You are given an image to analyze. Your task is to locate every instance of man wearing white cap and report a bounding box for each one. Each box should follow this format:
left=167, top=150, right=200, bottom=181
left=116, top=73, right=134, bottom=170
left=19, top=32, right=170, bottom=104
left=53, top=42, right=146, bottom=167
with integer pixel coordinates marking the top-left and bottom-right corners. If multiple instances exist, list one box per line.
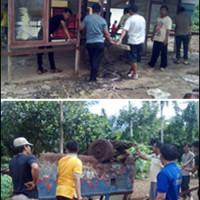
left=9, top=137, right=39, bottom=200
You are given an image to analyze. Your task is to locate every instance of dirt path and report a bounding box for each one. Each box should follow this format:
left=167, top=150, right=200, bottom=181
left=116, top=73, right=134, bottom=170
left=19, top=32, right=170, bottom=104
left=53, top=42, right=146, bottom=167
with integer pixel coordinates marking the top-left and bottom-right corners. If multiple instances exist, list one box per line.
left=1, top=36, right=199, bottom=99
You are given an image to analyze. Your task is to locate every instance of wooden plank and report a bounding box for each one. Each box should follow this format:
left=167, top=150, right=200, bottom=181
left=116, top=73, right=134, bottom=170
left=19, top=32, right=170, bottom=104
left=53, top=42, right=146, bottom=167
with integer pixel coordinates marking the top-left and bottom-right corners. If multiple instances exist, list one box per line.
left=1, top=46, right=83, bottom=57
left=8, top=0, right=12, bottom=83
left=179, top=186, right=199, bottom=196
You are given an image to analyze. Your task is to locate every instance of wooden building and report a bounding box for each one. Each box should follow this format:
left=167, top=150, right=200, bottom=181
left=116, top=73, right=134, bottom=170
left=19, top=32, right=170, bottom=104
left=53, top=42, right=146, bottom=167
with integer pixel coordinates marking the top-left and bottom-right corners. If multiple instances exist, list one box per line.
left=2, top=0, right=197, bottom=82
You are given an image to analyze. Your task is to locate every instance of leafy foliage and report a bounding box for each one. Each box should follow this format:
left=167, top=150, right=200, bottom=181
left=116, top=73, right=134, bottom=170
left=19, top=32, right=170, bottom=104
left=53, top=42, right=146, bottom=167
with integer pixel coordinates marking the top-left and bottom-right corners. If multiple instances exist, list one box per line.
left=1, top=101, right=199, bottom=179
left=1, top=174, right=13, bottom=200
left=128, top=144, right=152, bottom=179
left=193, top=3, right=199, bottom=31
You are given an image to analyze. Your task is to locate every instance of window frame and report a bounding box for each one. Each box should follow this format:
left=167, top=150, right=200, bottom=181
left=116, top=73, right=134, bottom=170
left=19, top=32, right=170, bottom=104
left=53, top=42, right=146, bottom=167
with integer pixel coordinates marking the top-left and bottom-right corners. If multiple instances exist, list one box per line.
left=9, top=0, right=81, bottom=49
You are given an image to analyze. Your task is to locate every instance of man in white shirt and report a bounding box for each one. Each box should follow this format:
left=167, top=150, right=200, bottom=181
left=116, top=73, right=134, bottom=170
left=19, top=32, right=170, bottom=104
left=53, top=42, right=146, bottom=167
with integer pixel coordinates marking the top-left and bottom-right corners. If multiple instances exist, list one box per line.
left=116, top=5, right=146, bottom=80
left=148, top=5, right=172, bottom=71
left=134, top=142, right=163, bottom=200
left=181, top=143, right=194, bottom=200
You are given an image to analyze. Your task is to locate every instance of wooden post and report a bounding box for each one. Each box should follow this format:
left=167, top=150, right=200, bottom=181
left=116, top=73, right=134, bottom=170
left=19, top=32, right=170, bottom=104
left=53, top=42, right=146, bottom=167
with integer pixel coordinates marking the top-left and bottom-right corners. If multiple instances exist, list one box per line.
left=59, top=101, right=64, bottom=154
left=8, top=0, right=12, bottom=83
left=144, top=0, right=152, bottom=55
left=100, top=0, right=104, bottom=17
left=82, top=0, right=88, bottom=18
left=75, top=0, right=82, bottom=74
left=106, top=0, right=111, bottom=28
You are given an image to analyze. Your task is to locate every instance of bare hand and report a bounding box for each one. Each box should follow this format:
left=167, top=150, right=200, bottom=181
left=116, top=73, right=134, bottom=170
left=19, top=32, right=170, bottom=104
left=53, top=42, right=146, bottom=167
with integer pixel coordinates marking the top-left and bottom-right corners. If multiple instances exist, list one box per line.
left=133, top=143, right=139, bottom=151
left=163, top=40, right=168, bottom=46
left=181, top=164, right=187, bottom=170
left=115, top=39, right=122, bottom=46
left=110, top=40, right=115, bottom=45
left=69, top=39, right=76, bottom=44
left=24, top=181, right=36, bottom=190
left=78, top=196, right=83, bottom=200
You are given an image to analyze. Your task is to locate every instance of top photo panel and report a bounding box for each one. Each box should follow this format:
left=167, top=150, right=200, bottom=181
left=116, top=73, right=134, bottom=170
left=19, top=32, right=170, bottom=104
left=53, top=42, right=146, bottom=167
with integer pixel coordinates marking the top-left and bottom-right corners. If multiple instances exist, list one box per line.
left=1, top=0, right=199, bottom=99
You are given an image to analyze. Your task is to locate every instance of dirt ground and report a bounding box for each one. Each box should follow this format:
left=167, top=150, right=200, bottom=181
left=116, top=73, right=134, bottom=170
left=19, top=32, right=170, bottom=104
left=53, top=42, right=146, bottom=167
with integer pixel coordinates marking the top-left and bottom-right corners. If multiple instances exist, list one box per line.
left=108, top=178, right=199, bottom=200
left=1, top=36, right=199, bottom=99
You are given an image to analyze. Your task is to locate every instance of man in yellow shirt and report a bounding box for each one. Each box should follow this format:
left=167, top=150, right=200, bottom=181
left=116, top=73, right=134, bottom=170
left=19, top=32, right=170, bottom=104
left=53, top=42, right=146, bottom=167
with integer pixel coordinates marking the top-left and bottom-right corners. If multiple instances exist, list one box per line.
left=56, top=140, right=83, bottom=200
left=1, top=4, right=8, bottom=42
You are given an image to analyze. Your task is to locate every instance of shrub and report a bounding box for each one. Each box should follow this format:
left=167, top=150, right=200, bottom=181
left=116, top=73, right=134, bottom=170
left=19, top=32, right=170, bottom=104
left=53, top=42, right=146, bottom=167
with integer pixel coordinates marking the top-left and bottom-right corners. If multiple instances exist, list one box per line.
left=128, top=144, right=151, bottom=180
left=1, top=174, right=13, bottom=200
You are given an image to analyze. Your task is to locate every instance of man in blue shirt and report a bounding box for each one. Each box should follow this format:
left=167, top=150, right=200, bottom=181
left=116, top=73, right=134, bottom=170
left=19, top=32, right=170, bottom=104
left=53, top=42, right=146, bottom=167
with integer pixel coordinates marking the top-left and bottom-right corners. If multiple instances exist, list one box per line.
left=156, top=144, right=182, bottom=200
left=78, top=3, right=114, bottom=81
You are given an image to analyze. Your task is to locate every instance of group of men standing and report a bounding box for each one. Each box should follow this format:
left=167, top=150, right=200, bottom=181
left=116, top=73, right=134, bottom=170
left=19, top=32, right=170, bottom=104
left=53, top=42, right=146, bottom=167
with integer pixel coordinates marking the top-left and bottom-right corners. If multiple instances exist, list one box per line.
left=35, top=2, right=192, bottom=82
left=9, top=136, right=199, bottom=200
left=135, top=141, right=199, bottom=200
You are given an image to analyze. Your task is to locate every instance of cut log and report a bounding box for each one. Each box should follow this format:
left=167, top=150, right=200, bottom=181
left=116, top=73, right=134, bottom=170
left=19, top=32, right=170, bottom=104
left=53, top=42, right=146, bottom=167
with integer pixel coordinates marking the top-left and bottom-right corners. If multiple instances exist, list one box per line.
left=87, top=139, right=114, bottom=162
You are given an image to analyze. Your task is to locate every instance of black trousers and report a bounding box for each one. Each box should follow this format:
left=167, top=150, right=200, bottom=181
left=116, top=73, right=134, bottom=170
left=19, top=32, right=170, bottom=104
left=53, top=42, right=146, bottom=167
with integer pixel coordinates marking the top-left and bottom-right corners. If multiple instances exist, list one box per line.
left=37, top=46, right=56, bottom=70
left=181, top=176, right=191, bottom=198
left=37, top=28, right=56, bottom=70
left=148, top=41, right=168, bottom=68
left=87, top=43, right=104, bottom=81
left=176, top=35, right=190, bottom=60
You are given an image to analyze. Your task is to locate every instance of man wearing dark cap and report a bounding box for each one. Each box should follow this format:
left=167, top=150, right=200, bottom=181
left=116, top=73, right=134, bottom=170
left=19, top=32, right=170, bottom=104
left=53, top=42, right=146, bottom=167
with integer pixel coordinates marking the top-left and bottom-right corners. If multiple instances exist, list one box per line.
left=155, top=144, right=182, bottom=200
left=9, top=137, right=39, bottom=200
left=78, top=3, right=114, bottom=82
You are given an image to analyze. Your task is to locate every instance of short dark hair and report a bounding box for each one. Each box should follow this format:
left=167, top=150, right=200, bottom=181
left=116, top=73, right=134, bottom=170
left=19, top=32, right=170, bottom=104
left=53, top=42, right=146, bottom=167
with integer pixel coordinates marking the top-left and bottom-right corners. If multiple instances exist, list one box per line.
left=5, top=4, right=8, bottom=9
left=192, top=141, right=199, bottom=148
left=66, top=140, right=79, bottom=153
left=124, top=8, right=129, bottom=14
left=160, top=144, right=178, bottom=161
left=184, top=142, right=192, bottom=148
left=92, top=3, right=101, bottom=13
left=155, top=142, right=163, bottom=149
left=14, top=144, right=29, bottom=154
left=178, top=6, right=185, bottom=13
left=63, top=8, right=72, bottom=15
left=160, top=5, right=169, bottom=12
left=129, top=5, right=138, bottom=13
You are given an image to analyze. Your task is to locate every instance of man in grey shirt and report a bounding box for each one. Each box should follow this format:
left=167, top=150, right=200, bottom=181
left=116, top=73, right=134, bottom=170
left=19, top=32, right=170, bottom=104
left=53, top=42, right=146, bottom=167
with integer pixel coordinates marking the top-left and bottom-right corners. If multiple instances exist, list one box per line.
left=181, top=143, right=194, bottom=200
left=174, top=7, right=192, bottom=65
left=78, top=3, right=113, bottom=81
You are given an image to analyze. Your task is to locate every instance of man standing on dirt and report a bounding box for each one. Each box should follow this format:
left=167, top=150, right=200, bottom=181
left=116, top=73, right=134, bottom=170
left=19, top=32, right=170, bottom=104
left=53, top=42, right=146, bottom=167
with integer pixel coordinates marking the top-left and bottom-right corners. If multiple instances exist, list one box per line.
left=116, top=5, right=146, bottom=80
left=78, top=3, right=114, bottom=82
left=180, top=143, right=194, bottom=200
left=134, top=142, right=163, bottom=200
left=56, top=140, right=83, bottom=200
left=182, top=141, right=199, bottom=200
left=37, top=8, right=74, bottom=75
left=174, top=6, right=192, bottom=65
left=155, top=144, right=182, bottom=200
left=148, top=6, right=172, bottom=71
left=9, top=137, right=39, bottom=200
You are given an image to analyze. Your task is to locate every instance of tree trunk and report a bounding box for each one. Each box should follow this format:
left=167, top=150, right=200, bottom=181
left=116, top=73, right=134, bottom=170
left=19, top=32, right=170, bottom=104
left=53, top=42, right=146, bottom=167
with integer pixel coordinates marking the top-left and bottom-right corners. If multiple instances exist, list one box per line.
left=160, top=101, right=164, bottom=143
left=60, top=101, right=64, bottom=154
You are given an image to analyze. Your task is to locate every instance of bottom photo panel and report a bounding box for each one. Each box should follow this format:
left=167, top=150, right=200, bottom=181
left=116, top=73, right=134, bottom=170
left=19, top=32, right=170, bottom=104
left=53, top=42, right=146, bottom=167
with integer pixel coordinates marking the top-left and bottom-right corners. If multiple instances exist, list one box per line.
left=1, top=100, right=199, bottom=200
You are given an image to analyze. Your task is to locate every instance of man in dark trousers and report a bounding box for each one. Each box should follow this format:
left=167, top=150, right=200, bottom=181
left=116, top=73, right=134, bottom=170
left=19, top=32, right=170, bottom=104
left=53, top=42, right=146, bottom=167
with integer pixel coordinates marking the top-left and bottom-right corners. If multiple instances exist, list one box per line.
left=9, top=137, right=39, bottom=200
left=155, top=144, right=182, bottom=200
left=78, top=3, right=114, bottom=82
left=37, top=8, right=73, bottom=74
left=174, top=6, right=192, bottom=65
left=182, top=141, right=199, bottom=200
left=148, top=6, right=172, bottom=71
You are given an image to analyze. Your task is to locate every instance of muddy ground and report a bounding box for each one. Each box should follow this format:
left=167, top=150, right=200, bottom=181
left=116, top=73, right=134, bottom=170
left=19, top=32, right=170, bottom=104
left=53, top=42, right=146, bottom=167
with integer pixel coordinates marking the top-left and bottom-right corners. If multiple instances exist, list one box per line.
left=1, top=36, right=199, bottom=99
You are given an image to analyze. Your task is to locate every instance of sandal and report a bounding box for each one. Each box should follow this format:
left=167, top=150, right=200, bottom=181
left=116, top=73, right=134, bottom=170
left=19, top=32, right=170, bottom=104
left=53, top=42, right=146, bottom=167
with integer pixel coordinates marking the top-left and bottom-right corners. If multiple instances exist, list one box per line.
left=37, top=69, right=48, bottom=74
left=50, top=68, right=63, bottom=73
